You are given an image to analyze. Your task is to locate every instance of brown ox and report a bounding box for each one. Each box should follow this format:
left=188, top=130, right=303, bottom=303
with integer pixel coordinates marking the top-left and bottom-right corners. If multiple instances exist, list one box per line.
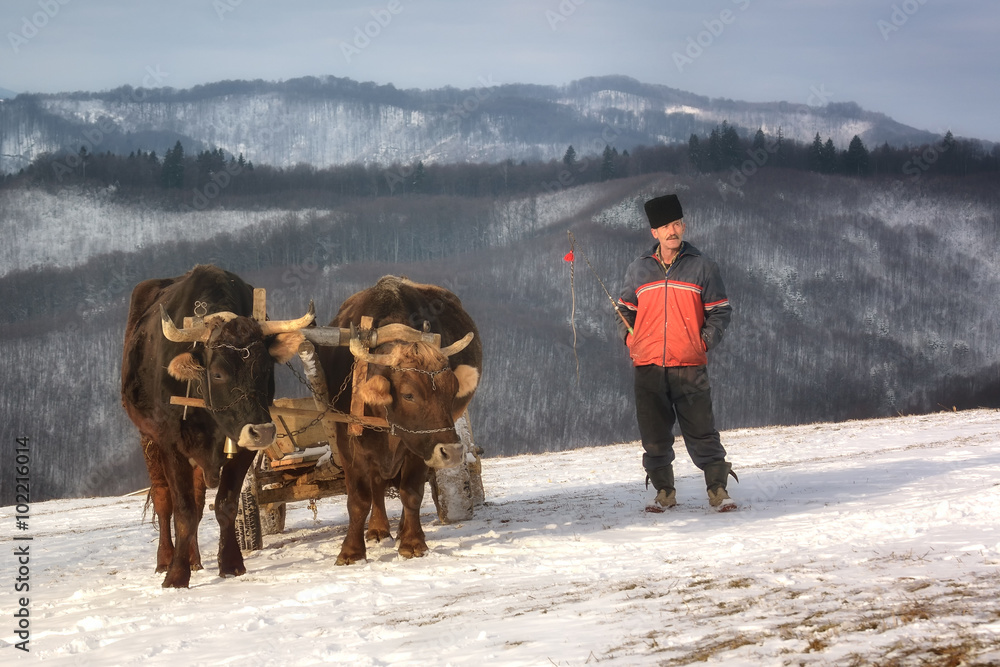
left=121, top=265, right=312, bottom=587
left=317, top=276, right=482, bottom=564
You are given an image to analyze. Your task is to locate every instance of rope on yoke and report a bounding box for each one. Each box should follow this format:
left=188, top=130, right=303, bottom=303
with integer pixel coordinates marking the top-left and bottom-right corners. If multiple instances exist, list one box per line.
left=280, top=358, right=383, bottom=439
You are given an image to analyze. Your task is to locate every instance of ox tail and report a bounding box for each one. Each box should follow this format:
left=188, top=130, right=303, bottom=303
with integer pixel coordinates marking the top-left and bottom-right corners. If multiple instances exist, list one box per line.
left=142, top=489, right=154, bottom=526
left=139, top=436, right=163, bottom=529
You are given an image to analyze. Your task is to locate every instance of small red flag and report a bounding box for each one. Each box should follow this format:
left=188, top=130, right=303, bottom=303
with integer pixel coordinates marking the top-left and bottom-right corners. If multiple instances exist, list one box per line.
left=563, top=250, right=574, bottom=262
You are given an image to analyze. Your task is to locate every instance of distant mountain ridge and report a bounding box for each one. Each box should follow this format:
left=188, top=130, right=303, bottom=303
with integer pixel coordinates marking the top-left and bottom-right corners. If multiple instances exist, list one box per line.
left=0, top=74, right=951, bottom=174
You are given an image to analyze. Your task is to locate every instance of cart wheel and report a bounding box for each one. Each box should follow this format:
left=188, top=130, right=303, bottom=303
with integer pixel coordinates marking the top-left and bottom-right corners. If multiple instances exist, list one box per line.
left=468, top=444, right=485, bottom=507
left=260, top=502, right=286, bottom=536
left=430, top=413, right=482, bottom=523
left=235, top=483, right=263, bottom=552
left=235, top=455, right=263, bottom=552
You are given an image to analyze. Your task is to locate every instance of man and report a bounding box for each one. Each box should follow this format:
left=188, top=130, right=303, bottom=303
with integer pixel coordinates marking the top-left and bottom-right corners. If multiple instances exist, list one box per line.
left=616, top=193, right=737, bottom=511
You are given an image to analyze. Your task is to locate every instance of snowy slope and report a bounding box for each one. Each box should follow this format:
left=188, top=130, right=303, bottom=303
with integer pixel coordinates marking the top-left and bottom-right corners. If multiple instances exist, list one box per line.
left=0, top=187, right=331, bottom=277
left=0, top=181, right=614, bottom=276
left=3, top=409, right=1000, bottom=665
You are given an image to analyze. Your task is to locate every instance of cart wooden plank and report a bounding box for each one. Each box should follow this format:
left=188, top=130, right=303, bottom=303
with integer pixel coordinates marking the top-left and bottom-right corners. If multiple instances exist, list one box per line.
left=168, top=396, right=389, bottom=429
left=257, top=479, right=346, bottom=505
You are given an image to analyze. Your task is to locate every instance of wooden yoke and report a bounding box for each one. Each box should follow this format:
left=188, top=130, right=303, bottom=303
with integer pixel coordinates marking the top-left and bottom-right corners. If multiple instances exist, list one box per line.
left=252, top=288, right=286, bottom=459
left=348, top=316, right=374, bottom=436
left=253, top=288, right=266, bottom=322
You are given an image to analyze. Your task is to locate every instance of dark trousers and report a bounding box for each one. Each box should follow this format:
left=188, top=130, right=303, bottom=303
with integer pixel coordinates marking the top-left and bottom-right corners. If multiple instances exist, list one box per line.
left=634, top=365, right=727, bottom=481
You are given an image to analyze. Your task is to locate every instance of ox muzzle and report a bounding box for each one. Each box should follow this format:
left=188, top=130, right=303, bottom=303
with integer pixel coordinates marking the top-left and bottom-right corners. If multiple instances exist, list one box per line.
left=425, top=442, right=464, bottom=469
left=238, top=422, right=277, bottom=451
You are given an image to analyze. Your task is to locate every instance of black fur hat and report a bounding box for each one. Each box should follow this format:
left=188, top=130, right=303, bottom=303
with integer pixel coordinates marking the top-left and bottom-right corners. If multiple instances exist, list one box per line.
left=644, top=194, right=683, bottom=228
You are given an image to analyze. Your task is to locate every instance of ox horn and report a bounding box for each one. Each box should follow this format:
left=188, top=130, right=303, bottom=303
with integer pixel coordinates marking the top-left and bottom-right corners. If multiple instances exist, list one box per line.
left=348, top=328, right=395, bottom=367
left=373, top=323, right=441, bottom=347
left=203, top=312, right=239, bottom=327
left=260, top=301, right=316, bottom=335
left=160, top=304, right=210, bottom=343
left=440, top=332, right=475, bottom=357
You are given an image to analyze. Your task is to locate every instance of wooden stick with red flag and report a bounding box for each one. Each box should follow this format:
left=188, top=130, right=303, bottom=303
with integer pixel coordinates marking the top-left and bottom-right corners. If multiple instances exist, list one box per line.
left=565, top=231, right=633, bottom=336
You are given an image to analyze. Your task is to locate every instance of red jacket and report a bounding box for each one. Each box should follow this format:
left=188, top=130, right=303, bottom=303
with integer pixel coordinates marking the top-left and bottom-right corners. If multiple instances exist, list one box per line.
left=617, top=242, right=731, bottom=367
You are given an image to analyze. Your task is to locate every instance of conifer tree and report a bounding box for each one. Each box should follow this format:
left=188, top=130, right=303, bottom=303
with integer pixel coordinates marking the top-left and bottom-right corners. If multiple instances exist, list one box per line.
left=843, top=135, right=870, bottom=176
left=562, top=145, right=577, bottom=168
left=719, top=121, right=742, bottom=169
left=600, top=145, right=616, bottom=180
left=808, top=133, right=824, bottom=172
left=774, top=127, right=787, bottom=167
left=688, top=134, right=705, bottom=172
left=161, top=140, right=185, bottom=188
left=822, top=138, right=837, bottom=173
left=707, top=127, right=723, bottom=171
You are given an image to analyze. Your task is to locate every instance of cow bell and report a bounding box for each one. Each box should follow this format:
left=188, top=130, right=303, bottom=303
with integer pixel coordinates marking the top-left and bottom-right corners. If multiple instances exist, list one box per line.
left=224, top=437, right=238, bottom=459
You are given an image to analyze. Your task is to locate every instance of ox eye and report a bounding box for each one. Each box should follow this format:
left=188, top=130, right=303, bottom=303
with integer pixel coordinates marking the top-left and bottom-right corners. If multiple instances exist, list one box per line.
left=401, top=392, right=415, bottom=402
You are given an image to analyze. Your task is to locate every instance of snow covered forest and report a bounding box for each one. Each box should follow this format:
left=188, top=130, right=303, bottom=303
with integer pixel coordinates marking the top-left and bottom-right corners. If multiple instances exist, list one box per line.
left=0, top=75, right=951, bottom=175
left=0, top=162, right=998, bottom=505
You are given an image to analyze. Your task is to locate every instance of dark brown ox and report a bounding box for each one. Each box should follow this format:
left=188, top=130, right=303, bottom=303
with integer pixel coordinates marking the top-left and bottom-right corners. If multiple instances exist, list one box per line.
left=317, top=276, right=482, bottom=564
left=121, top=265, right=312, bottom=587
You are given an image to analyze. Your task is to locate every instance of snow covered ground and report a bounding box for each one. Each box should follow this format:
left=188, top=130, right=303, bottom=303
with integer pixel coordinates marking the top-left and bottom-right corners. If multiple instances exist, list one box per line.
left=3, top=409, right=1000, bottom=665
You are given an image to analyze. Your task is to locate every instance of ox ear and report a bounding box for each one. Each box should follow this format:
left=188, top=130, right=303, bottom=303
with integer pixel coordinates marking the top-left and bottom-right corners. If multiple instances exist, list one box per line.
left=268, top=331, right=305, bottom=364
left=358, top=375, right=392, bottom=406
left=453, top=364, right=480, bottom=399
left=167, top=352, right=204, bottom=381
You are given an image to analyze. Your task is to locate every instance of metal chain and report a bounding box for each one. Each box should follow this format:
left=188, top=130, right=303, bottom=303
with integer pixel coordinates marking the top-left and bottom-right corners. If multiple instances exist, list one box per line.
left=276, top=360, right=457, bottom=438
left=210, top=342, right=258, bottom=359
left=274, top=346, right=459, bottom=441
left=277, top=358, right=390, bottom=440
left=195, top=382, right=268, bottom=415
left=388, top=421, right=456, bottom=436
left=389, top=366, right=448, bottom=390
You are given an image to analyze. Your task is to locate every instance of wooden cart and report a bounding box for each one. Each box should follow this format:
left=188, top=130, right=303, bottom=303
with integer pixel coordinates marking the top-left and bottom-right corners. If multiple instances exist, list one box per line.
left=171, top=290, right=484, bottom=551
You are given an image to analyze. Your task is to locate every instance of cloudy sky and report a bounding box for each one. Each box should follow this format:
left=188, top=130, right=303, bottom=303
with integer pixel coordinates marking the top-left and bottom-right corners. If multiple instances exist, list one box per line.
left=1, top=0, right=997, bottom=142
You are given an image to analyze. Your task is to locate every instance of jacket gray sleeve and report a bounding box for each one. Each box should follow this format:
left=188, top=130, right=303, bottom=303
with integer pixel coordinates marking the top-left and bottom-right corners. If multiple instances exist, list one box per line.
left=700, top=259, right=732, bottom=350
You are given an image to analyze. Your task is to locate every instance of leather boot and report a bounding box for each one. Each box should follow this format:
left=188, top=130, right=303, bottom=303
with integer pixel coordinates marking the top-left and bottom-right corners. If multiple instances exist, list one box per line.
left=647, top=466, right=676, bottom=508
left=704, top=460, right=737, bottom=511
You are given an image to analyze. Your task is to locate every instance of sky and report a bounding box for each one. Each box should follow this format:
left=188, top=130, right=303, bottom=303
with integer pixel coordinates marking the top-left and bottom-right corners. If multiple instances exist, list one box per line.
left=0, top=0, right=998, bottom=142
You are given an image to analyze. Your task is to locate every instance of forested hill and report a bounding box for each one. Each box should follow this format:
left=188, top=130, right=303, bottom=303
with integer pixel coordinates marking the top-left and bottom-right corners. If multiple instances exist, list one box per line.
left=0, top=74, right=951, bottom=175
left=1, top=168, right=999, bottom=504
